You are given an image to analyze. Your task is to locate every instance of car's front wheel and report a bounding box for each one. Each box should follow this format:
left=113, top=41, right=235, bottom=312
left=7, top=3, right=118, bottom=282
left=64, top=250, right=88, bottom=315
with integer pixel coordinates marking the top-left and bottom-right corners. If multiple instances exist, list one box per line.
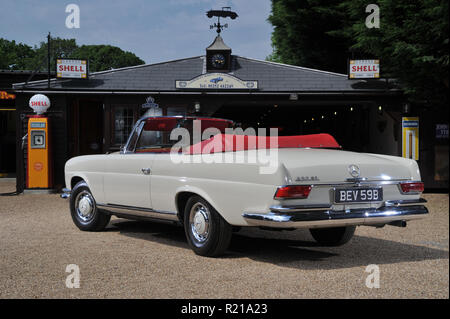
left=309, top=226, right=356, bottom=246
left=184, top=196, right=232, bottom=257
left=70, top=181, right=111, bottom=231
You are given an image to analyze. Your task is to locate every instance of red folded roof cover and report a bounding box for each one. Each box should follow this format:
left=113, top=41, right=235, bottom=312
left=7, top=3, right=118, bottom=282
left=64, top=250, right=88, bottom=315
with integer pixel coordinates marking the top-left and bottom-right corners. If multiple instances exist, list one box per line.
left=186, top=133, right=340, bottom=154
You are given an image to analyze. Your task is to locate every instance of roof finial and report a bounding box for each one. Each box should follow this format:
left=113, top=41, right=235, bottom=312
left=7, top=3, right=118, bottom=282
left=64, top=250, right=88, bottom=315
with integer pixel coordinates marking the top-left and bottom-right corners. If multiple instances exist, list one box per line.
left=206, top=7, right=238, bottom=35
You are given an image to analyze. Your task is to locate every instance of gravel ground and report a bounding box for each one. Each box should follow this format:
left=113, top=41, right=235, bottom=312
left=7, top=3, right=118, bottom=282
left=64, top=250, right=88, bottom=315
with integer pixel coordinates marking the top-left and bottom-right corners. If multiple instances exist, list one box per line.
left=0, top=179, right=448, bottom=299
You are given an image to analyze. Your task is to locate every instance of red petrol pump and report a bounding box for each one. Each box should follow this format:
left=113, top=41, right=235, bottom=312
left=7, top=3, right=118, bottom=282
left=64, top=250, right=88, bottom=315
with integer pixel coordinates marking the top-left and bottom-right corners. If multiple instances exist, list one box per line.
left=26, top=94, right=52, bottom=189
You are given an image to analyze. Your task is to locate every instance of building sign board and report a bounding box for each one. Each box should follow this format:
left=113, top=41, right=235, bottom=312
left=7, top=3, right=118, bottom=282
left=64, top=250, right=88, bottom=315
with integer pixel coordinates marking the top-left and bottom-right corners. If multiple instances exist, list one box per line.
left=56, top=59, right=88, bottom=79
left=0, top=91, right=16, bottom=99
left=176, top=73, right=257, bottom=90
left=402, top=117, right=419, bottom=160
left=436, top=124, right=449, bottom=139
left=349, top=59, right=380, bottom=79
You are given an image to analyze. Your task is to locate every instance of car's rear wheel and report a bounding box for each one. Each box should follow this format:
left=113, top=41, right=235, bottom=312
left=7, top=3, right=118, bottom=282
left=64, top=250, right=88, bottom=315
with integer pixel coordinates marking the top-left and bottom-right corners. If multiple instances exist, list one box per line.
left=184, top=196, right=232, bottom=257
left=70, top=181, right=111, bottom=231
left=309, top=226, right=356, bottom=246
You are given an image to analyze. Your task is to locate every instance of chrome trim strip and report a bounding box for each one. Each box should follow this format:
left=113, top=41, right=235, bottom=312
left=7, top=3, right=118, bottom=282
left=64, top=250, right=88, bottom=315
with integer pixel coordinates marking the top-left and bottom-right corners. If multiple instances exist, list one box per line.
left=270, top=204, right=332, bottom=213
left=243, top=204, right=428, bottom=229
left=269, top=198, right=427, bottom=213
left=346, top=177, right=370, bottom=182
left=122, top=121, right=144, bottom=154
left=384, top=198, right=427, bottom=207
left=97, top=203, right=179, bottom=222
left=309, top=179, right=414, bottom=188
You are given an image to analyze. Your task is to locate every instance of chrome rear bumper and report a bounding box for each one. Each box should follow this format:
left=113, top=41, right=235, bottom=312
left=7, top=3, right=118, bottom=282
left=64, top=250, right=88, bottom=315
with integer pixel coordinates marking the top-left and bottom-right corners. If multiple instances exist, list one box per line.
left=242, top=199, right=428, bottom=229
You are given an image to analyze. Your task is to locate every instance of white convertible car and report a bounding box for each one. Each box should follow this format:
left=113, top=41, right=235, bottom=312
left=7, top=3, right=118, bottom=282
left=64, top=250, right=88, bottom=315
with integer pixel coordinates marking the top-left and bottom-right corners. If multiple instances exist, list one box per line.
left=62, top=116, right=428, bottom=257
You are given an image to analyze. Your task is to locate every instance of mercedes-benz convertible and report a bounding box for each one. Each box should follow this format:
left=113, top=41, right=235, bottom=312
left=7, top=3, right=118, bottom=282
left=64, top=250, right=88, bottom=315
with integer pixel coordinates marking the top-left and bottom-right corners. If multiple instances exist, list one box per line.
left=62, top=116, right=428, bottom=257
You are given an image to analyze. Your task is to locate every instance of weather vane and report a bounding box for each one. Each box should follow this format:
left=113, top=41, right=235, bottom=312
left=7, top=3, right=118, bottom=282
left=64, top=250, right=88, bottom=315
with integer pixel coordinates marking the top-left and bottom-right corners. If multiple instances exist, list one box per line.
left=206, top=7, right=238, bottom=34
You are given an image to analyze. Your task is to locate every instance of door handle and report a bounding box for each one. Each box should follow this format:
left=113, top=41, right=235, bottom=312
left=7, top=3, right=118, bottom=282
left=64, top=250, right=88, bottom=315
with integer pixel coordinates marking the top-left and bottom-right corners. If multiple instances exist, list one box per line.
left=141, top=168, right=151, bottom=175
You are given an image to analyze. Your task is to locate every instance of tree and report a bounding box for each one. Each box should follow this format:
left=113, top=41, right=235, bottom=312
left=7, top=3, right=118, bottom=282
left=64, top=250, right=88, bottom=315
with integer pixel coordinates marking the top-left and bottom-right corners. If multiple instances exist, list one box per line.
left=267, top=0, right=351, bottom=74
left=0, top=37, right=145, bottom=73
left=30, top=37, right=78, bottom=71
left=267, top=0, right=449, bottom=106
left=71, top=45, right=145, bottom=72
left=337, top=0, right=449, bottom=106
left=0, top=39, right=34, bottom=70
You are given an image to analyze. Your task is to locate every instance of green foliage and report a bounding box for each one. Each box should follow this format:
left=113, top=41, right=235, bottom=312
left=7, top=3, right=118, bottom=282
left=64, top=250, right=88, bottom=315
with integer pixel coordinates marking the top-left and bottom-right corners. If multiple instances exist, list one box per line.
left=31, top=37, right=78, bottom=71
left=0, top=37, right=145, bottom=73
left=71, top=45, right=145, bottom=72
left=268, top=0, right=449, bottom=105
left=0, top=39, right=35, bottom=70
left=267, top=0, right=351, bottom=73
left=339, top=0, right=449, bottom=104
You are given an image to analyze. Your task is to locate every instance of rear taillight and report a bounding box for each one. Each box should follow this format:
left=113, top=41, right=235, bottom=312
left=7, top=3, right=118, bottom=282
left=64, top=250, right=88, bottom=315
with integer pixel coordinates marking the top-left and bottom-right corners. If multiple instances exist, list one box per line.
left=274, top=185, right=312, bottom=199
left=400, top=182, right=424, bottom=194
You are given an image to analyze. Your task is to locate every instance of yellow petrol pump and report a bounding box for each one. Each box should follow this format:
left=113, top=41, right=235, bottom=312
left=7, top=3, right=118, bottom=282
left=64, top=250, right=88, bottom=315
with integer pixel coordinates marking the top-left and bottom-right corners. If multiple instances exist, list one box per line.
left=26, top=94, right=52, bottom=189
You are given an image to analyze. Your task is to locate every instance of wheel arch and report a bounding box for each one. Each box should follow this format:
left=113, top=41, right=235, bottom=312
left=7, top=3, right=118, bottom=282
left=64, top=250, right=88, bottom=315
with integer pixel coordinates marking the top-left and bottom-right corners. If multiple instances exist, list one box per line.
left=175, top=188, right=223, bottom=224
left=71, top=176, right=85, bottom=189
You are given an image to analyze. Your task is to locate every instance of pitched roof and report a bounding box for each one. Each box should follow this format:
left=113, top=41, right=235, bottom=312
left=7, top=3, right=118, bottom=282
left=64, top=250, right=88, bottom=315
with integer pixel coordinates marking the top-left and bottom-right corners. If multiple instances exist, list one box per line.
left=13, top=55, right=395, bottom=93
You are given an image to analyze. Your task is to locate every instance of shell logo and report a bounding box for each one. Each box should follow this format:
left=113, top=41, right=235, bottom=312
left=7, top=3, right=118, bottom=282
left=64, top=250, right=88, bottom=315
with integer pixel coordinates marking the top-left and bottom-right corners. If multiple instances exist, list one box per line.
left=29, top=94, right=51, bottom=115
left=33, top=162, right=44, bottom=171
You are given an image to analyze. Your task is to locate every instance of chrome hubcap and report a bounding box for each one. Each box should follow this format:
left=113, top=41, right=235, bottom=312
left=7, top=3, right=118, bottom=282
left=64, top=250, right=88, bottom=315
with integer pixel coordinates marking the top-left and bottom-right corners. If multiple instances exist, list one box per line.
left=190, top=203, right=210, bottom=244
left=75, top=191, right=95, bottom=223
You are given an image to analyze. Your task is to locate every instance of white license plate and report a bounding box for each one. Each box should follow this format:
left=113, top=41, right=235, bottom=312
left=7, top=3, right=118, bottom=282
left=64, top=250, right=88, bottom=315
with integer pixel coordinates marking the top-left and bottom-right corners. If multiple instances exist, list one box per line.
left=334, top=187, right=383, bottom=203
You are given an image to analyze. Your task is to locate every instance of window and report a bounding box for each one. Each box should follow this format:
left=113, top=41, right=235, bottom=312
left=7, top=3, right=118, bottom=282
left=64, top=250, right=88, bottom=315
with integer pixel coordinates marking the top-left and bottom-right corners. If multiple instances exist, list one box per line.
left=135, top=118, right=179, bottom=153
left=167, top=106, right=186, bottom=116
left=113, top=106, right=135, bottom=146
left=134, top=117, right=233, bottom=153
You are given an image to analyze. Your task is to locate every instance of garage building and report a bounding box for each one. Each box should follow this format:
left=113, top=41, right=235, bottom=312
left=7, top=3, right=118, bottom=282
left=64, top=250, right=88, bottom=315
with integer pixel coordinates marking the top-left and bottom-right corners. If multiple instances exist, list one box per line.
left=11, top=35, right=448, bottom=192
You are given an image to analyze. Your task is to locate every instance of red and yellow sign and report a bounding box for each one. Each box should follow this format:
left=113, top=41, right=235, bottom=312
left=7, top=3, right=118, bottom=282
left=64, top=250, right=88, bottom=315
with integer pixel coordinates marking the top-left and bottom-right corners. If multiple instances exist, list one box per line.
left=349, top=60, right=380, bottom=79
left=56, top=59, right=88, bottom=79
left=0, top=91, right=16, bottom=99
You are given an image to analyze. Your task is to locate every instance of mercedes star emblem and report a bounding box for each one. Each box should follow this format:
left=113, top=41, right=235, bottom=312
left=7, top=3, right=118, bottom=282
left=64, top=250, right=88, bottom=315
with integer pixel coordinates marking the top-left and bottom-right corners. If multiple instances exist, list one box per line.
left=348, top=164, right=360, bottom=178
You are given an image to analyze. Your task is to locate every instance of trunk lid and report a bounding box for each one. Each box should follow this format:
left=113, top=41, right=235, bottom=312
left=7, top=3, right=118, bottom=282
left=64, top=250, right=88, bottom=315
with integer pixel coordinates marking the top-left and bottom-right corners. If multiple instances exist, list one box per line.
left=277, top=148, right=414, bottom=184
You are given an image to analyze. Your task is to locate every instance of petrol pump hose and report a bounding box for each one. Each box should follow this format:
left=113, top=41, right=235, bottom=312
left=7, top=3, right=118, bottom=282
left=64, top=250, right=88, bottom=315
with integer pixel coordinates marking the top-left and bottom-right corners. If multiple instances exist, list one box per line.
left=0, top=191, right=22, bottom=196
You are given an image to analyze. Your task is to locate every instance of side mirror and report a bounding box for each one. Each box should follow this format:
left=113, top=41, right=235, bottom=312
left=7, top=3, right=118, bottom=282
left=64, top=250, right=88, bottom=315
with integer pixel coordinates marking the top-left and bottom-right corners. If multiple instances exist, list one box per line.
left=119, top=145, right=125, bottom=154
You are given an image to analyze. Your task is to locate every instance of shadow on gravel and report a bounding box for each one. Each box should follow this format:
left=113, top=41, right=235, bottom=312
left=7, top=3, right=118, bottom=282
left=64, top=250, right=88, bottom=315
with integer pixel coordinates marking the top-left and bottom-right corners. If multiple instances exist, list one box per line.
left=229, top=234, right=449, bottom=270
left=110, top=219, right=188, bottom=247
left=110, top=219, right=449, bottom=270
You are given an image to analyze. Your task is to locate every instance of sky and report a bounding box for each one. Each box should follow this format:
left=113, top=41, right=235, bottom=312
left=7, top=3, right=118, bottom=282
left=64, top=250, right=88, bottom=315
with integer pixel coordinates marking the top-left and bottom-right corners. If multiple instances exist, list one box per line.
left=0, top=0, right=274, bottom=64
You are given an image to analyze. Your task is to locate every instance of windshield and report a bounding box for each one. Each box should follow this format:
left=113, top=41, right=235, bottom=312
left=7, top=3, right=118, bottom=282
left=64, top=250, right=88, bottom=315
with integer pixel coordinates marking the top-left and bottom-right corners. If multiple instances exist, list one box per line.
left=135, top=117, right=233, bottom=153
